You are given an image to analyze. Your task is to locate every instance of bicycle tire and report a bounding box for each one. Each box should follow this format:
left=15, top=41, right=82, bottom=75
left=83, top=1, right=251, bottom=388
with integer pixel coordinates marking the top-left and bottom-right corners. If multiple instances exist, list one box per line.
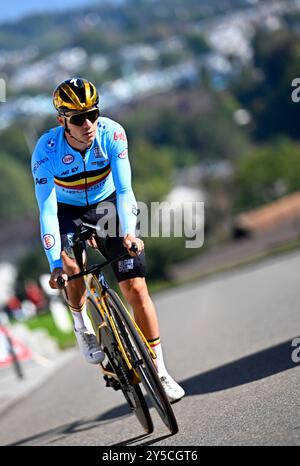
left=86, top=295, right=154, bottom=434
left=104, top=289, right=178, bottom=435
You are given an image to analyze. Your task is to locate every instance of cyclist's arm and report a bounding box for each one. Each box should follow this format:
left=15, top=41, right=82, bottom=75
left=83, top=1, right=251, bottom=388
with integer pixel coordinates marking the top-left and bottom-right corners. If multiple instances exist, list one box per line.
left=109, top=125, right=138, bottom=237
left=31, top=147, right=62, bottom=272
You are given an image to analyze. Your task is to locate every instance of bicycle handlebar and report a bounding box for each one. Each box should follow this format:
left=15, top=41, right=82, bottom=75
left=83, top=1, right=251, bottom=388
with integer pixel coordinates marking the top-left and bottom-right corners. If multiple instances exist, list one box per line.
left=56, top=242, right=139, bottom=288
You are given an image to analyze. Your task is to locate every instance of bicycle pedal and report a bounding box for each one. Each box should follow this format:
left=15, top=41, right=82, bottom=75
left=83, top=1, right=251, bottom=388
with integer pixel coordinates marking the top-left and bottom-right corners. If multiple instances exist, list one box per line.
left=103, top=374, right=121, bottom=391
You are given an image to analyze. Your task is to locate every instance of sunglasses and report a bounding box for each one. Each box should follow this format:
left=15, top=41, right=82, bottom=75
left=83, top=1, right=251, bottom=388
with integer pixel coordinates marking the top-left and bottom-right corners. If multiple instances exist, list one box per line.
left=64, top=108, right=100, bottom=126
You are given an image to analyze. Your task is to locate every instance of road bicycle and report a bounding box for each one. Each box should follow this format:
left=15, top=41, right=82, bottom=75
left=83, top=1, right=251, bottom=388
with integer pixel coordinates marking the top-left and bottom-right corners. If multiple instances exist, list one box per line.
left=58, top=222, right=178, bottom=435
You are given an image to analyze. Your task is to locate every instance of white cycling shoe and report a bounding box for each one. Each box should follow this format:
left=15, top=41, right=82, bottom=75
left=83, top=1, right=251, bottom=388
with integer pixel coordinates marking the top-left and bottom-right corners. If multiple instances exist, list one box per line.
left=160, top=374, right=185, bottom=404
left=74, top=327, right=105, bottom=365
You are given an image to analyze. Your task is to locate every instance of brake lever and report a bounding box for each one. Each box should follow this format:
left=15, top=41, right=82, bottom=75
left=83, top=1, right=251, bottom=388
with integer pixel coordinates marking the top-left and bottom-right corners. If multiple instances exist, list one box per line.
left=57, top=276, right=69, bottom=301
left=130, top=243, right=138, bottom=254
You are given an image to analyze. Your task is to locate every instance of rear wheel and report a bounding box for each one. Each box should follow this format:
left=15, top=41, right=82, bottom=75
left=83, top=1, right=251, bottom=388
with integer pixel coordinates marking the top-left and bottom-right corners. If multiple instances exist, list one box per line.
left=86, top=296, right=153, bottom=434
left=104, top=289, right=178, bottom=435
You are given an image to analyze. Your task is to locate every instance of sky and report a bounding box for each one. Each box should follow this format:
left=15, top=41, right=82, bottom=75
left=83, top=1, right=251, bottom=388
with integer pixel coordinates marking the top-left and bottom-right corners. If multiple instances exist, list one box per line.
left=0, top=0, right=122, bottom=23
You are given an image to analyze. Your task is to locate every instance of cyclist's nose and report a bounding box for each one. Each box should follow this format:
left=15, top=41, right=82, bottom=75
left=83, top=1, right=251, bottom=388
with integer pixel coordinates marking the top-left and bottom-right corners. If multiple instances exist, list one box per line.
left=83, top=118, right=93, bottom=129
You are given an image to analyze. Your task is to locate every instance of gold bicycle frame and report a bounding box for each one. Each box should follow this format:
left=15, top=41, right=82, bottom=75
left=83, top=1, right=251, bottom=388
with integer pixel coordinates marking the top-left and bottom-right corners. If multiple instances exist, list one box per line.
left=84, top=273, right=156, bottom=384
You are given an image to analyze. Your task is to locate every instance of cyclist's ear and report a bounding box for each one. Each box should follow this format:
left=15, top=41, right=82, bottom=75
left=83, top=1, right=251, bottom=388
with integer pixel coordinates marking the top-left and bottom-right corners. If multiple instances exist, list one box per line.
left=57, top=115, right=65, bottom=127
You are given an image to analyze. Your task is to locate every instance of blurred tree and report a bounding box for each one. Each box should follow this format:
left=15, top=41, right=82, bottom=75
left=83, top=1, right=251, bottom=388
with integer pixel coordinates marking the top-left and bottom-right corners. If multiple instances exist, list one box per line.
left=15, top=246, right=49, bottom=298
left=130, top=141, right=174, bottom=202
left=74, top=29, right=120, bottom=55
left=144, top=236, right=197, bottom=281
left=0, top=125, right=30, bottom=164
left=233, top=138, right=300, bottom=212
left=233, top=28, right=300, bottom=141
left=185, top=31, right=210, bottom=55
left=0, top=151, right=35, bottom=221
left=122, top=89, right=250, bottom=162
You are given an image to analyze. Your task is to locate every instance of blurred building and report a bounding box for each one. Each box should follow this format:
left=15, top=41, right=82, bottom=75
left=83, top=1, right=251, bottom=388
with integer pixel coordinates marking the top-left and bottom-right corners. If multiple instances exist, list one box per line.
left=233, top=191, right=300, bottom=239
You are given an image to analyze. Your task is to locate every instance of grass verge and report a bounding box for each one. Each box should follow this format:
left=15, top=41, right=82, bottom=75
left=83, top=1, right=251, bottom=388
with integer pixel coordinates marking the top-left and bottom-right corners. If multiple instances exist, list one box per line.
left=22, top=312, right=76, bottom=350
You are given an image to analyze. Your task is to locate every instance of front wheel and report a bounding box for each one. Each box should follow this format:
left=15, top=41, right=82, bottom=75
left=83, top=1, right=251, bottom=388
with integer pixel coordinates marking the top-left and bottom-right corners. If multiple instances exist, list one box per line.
left=86, top=296, right=154, bottom=434
left=104, top=289, right=178, bottom=435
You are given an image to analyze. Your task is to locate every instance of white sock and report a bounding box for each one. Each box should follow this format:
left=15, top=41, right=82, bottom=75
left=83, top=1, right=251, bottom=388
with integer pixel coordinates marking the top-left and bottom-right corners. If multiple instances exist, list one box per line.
left=148, top=337, right=168, bottom=377
left=69, top=302, right=95, bottom=334
left=81, top=304, right=96, bottom=335
left=71, top=312, right=86, bottom=331
left=69, top=303, right=86, bottom=331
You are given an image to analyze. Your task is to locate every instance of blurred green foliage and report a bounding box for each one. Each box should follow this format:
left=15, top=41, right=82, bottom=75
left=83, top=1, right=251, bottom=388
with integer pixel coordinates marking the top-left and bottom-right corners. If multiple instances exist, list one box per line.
left=122, top=90, right=250, bottom=161
left=23, top=312, right=75, bottom=349
left=234, top=138, right=300, bottom=211
left=0, top=151, right=35, bottom=220
left=15, top=247, right=49, bottom=298
left=233, top=28, right=300, bottom=141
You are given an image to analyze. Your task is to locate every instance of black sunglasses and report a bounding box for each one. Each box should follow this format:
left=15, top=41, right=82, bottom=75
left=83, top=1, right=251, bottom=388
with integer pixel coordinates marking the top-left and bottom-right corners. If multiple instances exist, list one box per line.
left=64, top=108, right=99, bottom=126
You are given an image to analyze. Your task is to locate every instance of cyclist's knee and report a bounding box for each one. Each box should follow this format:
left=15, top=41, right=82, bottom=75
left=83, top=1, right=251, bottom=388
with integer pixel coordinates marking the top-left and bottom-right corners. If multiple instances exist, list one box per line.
left=120, top=277, right=149, bottom=304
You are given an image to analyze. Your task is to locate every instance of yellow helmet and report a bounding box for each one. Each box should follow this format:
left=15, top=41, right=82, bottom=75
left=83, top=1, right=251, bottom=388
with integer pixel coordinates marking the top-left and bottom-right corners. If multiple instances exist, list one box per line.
left=52, top=77, right=99, bottom=113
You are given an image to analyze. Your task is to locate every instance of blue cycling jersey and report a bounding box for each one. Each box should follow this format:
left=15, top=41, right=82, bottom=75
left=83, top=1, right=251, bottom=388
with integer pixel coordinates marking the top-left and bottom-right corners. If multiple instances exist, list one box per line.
left=31, top=116, right=137, bottom=272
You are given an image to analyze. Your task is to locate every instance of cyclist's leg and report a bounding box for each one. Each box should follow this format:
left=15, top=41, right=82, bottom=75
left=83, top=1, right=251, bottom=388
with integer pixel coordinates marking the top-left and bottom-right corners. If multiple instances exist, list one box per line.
left=118, top=277, right=159, bottom=341
left=85, top=196, right=183, bottom=395
left=61, top=249, right=86, bottom=309
left=98, top=231, right=157, bottom=339
left=117, top=271, right=185, bottom=403
left=57, top=204, right=104, bottom=364
left=57, top=202, right=90, bottom=310
left=60, top=245, right=104, bottom=364
left=118, top=277, right=168, bottom=376
left=102, top=236, right=185, bottom=402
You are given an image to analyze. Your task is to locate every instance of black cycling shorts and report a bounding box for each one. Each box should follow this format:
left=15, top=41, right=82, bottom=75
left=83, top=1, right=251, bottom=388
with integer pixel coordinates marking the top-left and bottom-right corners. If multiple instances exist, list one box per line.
left=57, top=192, right=146, bottom=283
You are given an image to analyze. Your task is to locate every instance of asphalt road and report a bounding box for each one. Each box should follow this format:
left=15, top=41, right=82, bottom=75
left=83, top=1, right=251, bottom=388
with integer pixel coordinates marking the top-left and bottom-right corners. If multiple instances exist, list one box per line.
left=0, top=250, right=299, bottom=446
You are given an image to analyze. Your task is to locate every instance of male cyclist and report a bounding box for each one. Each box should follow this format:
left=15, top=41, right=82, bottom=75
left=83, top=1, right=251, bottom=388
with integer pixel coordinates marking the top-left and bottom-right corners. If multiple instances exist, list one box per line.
left=31, top=77, right=184, bottom=403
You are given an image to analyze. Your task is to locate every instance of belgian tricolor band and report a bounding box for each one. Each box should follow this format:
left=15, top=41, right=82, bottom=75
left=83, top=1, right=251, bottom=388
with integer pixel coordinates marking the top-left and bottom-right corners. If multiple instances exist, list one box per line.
left=147, top=337, right=161, bottom=348
left=69, top=302, right=85, bottom=313
left=54, top=165, right=111, bottom=191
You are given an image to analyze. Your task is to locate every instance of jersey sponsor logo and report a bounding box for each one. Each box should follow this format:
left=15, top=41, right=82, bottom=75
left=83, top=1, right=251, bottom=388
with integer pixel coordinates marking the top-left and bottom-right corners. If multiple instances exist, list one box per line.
left=114, top=132, right=126, bottom=141
left=35, top=177, right=47, bottom=185
left=60, top=169, right=70, bottom=176
left=62, top=154, right=75, bottom=164
left=93, top=147, right=105, bottom=158
left=43, top=234, right=55, bottom=250
left=47, top=138, right=55, bottom=148
left=92, top=161, right=106, bottom=167
left=88, top=180, right=106, bottom=190
left=118, top=258, right=134, bottom=273
left=71, top=166, right=79, bottom=173
left=32, top=157, right=49, bottom=174
left=62, top=188, right=81, bottom=194
left=118, top=149, right=128, bottom=159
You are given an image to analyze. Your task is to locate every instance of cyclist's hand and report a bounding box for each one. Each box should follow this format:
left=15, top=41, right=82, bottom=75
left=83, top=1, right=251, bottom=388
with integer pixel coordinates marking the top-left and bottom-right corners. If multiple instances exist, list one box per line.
left=49, top=268, right=68, bottom=289
left=123, top=234, right=144, bottom=256
left=87, top=233, right=98, bottom=249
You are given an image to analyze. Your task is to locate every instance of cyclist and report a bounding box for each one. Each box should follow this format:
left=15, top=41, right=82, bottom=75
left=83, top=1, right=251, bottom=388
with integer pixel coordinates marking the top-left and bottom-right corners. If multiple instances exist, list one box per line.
left=31, top=77, right=184, bottom=403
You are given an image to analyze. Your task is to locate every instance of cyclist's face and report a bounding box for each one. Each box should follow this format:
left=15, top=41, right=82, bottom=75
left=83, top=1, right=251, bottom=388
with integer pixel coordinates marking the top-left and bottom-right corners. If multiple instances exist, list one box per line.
left=58, top=109, right=99, bottom=145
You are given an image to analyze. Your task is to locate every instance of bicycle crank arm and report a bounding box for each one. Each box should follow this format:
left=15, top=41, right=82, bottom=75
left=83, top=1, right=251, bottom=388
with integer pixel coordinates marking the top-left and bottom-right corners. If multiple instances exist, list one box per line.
left=99, top=363, right=119, bottom=380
